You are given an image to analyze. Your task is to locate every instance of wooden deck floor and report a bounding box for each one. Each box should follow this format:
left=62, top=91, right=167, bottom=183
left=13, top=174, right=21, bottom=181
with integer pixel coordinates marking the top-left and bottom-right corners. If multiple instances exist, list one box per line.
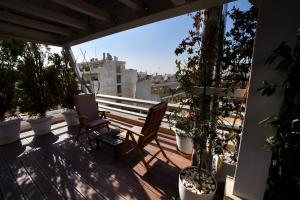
left=0, top=121, right=191, bottom=200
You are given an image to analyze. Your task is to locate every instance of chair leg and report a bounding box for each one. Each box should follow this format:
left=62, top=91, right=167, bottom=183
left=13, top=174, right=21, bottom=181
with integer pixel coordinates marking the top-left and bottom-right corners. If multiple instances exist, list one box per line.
left=106, top=124, right=110, bottom=132
left=129, top=132, right=150, bottom=172
left=123, top=132, right=130, bottom=160
left=155, top=138, right=169, bottom=161
left=136, top=146, right=150, bottom=172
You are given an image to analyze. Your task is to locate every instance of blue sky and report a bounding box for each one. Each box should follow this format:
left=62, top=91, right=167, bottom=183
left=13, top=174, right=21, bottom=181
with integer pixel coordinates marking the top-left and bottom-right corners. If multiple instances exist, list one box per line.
left=59, top=0, right=251, bottom=74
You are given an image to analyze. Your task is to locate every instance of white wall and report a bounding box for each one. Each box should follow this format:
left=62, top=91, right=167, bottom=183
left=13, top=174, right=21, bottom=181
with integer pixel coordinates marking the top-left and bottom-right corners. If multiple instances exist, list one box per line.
left=136, top=79, right=152, bottom=100
left=122, top=69, right=137, bottom=98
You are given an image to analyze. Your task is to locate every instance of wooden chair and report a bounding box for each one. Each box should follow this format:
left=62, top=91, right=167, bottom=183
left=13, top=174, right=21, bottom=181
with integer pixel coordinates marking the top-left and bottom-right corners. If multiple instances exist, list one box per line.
left=120, top=102, right=169, bottom=171
left=74, top=93, right=109, bottom=148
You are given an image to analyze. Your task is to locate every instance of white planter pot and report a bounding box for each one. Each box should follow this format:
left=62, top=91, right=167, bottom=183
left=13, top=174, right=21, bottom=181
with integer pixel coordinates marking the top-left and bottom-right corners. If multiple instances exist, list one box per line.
left=216, top=156, right=236, bottom=182
left=62, top=110, right=79, bottom=126
left=28, top=116, right=53, bottom=135
left=0, top=119, right=21, bottom=145
left=175, top=130, right=193, bottom=155
left=179, top=167, right=217, bottom=200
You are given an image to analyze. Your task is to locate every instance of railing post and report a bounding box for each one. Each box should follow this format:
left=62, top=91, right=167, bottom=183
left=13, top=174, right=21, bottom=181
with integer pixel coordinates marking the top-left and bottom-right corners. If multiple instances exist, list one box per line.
left=63, top=45, right=92, bottom=93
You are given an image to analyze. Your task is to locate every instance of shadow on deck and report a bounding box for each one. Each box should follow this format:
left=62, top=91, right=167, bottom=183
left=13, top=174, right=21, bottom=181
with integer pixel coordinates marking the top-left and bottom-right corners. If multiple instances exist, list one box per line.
left=0, top=122, right=191, bottom=200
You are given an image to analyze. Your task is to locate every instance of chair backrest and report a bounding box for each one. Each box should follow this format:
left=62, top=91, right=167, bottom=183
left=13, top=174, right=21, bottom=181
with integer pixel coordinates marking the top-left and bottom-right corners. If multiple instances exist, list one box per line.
left=139, top=102, right=167, bottom=146
left=74, top=93, right=99, bottom=122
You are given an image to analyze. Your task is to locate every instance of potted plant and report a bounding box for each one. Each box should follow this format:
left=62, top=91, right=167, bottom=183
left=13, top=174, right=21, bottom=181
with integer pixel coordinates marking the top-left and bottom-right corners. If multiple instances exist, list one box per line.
left=17, top=43, right=61, bottom=135
left=174, top=9, right=223, bottom=199
left=49, top=50, right=80, bottom=126
left=167, top=107, right=194, bottom=155
left=0, top=39, right=24, bottom=145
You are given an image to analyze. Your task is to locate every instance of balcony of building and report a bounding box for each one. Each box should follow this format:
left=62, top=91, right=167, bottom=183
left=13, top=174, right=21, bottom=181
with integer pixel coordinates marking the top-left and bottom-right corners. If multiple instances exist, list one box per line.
left=3, top=94, right=242, bottom=200
left=1, top=97, right=193, bottom=200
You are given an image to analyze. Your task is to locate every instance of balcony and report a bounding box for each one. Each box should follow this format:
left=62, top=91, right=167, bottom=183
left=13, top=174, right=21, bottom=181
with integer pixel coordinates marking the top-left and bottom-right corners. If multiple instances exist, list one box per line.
left=0, top=94, right=242, bottom=199
left=1, top=96, right=194, bottom=200
left=0, top=122, right=190, bottom=200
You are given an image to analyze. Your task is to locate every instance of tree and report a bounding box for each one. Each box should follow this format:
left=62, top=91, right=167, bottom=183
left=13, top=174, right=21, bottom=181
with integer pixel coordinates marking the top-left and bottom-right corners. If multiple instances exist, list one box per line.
left=49, top=50, right=79, bottom=109
left=175, top=5, right=224, bottom=176
left=221, top=4, right=258, bottom=89
left=17, top=43, right=61, bottom=117
left=216, top=2, right=258, bottom=154
left=0, top=39, right=24, bottom=121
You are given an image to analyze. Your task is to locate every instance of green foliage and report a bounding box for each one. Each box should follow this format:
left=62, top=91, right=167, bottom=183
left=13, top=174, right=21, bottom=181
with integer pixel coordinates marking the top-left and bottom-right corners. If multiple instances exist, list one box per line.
left=0, top=39, right=24, bottom=121
left=262, top=33, right=300, bottom=199
left=49, top=50, right=79, bottom=109
left=175, top=9, right=223, bottom=173
left=216, top=3, right=257, bottom=157
left=17, top=43, right=60, bottom=117
left=166, top=106, right=193, bottom=137
left=221, top=5, right=258, bottom=89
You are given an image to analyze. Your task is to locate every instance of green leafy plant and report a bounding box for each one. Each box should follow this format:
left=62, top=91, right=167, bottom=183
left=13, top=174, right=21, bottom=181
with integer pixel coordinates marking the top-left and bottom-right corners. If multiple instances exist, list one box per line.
left=216, top=2, right=257, bottom=158
left=17, top=43, right=61, bottom=117
left=260, top=32, right=300, bottom=199
left=0, top=39, right=24, bottom=121
left=175, top=9, right=223, bottom=185
left=49, top=50, right=79, bottom=109
left=167, top=107, right=193, bottom=137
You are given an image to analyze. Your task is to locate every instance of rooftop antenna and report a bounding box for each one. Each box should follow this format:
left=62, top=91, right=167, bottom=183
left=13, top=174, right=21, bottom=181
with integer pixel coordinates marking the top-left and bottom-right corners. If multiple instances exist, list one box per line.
left=80, top=48, right=97, bottom=93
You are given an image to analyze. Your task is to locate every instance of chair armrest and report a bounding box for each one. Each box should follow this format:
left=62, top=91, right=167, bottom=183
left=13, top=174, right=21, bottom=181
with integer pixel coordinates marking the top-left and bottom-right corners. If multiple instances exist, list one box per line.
left=117, top=125, right=144, bottom=137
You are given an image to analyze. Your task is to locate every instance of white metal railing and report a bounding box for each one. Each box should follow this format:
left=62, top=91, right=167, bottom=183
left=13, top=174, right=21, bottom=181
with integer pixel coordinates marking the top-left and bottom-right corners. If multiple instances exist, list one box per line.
left=95, top=94, right=188, bottom=118
left=95, top=90, right=246, bottom=130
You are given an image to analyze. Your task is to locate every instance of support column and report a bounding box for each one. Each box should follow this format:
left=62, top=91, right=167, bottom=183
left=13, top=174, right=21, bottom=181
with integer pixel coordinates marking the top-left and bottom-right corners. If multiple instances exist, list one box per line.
left=232, top=0, right=300, bottom=199
left=63, top=46, right=92, bottom=93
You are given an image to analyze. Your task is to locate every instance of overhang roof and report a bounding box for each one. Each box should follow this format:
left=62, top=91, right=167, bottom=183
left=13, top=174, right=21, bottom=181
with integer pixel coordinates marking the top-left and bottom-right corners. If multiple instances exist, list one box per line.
left=0, top=0, right=232, bottom=47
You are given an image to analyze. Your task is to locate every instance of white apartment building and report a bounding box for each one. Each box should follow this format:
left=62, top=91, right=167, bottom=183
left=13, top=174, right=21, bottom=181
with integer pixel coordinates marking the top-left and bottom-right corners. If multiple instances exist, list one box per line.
left=78, top=53, right=137, bottom=98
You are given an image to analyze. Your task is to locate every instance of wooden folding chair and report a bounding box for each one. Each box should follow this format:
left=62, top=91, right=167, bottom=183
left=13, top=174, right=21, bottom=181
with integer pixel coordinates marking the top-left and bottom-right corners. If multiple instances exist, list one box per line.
left=120, top=102, right=169, bottom=172
left=74, top=93, right=110, bottom=148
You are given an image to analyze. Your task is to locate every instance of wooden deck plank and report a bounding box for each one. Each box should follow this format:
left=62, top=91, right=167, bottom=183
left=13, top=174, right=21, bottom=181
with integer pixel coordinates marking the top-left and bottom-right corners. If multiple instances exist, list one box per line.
left=19, top=154, right=67, bottom=200
left=1, top=151, right=45, bottom=200
left=0, top=152, right=25, bottom=200
left=23, top=152, right=86, bottom=200
left=0, top=121, right=191, bottom=200
left=32, top=150, right=107, bottom=200
left=39, top=140, right=155, bottom=200
left=21, top=134, right=102, bottom=200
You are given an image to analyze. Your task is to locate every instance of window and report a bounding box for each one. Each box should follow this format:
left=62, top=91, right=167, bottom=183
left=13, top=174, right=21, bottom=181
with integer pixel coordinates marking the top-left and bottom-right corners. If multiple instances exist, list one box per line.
left=91, top=76, right=98, bottom=81
left=117, top=75, right=121, bottom=83
left=116, top=65, right=121, bottom=73
left=117, top=85, right=122, bottom=94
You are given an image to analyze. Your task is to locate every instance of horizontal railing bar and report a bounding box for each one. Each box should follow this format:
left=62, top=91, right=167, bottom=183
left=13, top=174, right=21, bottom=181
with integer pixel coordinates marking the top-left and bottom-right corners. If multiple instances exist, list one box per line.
left=96, top=94, right=189, bottom=110
left=98, top=104, right=147, bottom=118
left=96, top=99, right=149, bottom=112
left=98, top=103, right=173, bottom=121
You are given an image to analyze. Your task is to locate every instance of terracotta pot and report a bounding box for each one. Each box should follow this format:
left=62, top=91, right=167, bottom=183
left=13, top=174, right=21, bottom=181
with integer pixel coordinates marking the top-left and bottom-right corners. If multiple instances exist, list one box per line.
left=179, top=166, right=217, bottom=200
left=0, top=119, right=21, bottom=145
left=28, top=116, right=53, bottom=135
left=62, top=110, right=79, bottom=126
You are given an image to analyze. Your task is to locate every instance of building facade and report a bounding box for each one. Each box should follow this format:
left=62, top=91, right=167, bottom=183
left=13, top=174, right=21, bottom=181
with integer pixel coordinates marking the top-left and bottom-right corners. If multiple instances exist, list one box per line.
left=78, top=53, right=137, bottom=98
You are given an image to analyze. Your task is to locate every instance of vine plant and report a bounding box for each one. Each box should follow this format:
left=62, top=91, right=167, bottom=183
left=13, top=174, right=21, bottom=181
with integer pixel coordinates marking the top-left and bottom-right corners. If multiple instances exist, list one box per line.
left=259, top=32, right=300, bottom=199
